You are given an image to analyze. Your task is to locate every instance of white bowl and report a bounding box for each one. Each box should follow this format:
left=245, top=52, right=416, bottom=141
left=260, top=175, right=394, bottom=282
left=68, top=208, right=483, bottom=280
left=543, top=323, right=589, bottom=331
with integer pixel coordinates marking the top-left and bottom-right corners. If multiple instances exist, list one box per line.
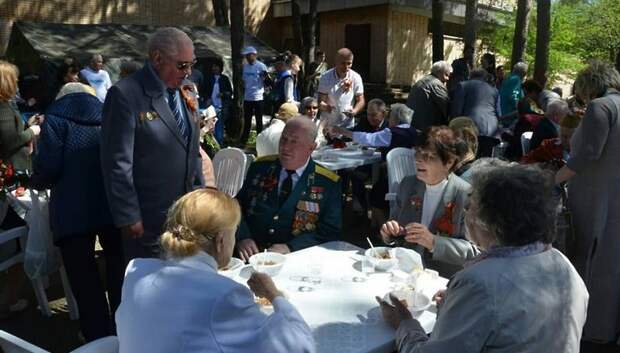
left=249, top=252, right=286, bottom=276
left=384, top=289, right=432, bottom=313
left=219, top=257, right=244, bottom=277
left=364, top=247, right=398, bottom=271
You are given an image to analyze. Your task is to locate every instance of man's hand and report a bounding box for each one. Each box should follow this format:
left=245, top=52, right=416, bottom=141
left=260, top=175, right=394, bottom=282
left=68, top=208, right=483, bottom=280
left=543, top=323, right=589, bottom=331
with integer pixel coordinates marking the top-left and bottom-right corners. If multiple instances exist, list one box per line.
left=121, top=221, right=144, bottom=239
left=268, top=243, right=291, bottom=254
left=375, top=294, right=413, bottom=329
left=238, top=239, right=259, bottom=262
left=248, top=272, right=283, bottom=302
left=433, top=289, right=447, bottom=307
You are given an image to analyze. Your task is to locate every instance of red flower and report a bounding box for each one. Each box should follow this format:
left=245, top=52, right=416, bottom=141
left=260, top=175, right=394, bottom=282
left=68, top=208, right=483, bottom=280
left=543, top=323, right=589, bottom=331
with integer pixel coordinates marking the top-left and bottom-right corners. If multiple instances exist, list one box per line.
left=410, top=196, right=423, bottom=211
left=433, top=202, right=456, bottom=236
left=262, top=176, right=278, bottom=192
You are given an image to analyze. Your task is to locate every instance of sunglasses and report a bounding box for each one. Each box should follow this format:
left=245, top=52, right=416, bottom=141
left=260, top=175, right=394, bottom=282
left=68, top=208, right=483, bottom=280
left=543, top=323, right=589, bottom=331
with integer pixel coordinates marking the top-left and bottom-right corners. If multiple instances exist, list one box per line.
left=175, top=59, right=198, bottom=71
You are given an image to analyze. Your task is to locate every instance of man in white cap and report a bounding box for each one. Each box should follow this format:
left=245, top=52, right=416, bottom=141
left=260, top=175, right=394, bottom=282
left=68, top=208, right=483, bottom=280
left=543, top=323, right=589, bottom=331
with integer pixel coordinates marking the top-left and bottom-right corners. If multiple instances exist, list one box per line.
left=241, top=46, right=269, bottom=145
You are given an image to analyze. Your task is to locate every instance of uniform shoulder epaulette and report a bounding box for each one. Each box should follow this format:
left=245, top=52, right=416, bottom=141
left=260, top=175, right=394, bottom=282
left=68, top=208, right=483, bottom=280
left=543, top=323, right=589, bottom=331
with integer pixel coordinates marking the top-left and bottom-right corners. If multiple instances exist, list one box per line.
left=315, top=164, right=340, bottom=182
left=254, top=154, right=279, bottom=163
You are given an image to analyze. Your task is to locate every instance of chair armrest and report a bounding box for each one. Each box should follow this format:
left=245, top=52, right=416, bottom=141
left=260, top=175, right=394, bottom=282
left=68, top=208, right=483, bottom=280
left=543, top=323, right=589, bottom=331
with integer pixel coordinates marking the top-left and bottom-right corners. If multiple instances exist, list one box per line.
left=0, top=226, right=28, bottom=243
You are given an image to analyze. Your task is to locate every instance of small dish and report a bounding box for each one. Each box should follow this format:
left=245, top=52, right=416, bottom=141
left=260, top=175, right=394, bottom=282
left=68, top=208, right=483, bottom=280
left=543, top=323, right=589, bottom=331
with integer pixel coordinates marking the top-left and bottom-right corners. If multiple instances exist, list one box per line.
left=249, top=252, right=286, bottom=276
left=364, top=247, right=398, bottom=271
left=384, top=289, right=431, bottom=313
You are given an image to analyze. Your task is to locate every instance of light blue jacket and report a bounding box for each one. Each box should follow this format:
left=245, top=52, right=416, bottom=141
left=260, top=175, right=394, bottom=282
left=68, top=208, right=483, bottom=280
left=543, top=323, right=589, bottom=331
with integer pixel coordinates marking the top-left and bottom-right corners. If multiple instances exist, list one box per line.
left=116, top=251, right=315, bottom=353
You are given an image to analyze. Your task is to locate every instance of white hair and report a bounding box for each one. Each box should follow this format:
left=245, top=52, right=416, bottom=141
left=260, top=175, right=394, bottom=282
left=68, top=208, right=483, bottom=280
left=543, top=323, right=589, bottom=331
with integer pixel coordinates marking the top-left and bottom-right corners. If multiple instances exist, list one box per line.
left=512, top=62, right=528, bottom=78
left=431, top=61, right=452, bottom=77
left=148, top=27, right=193, bottom=59
left=546, top=99, right=569, bottom=119
left=389, top=103, right=413, bottom=125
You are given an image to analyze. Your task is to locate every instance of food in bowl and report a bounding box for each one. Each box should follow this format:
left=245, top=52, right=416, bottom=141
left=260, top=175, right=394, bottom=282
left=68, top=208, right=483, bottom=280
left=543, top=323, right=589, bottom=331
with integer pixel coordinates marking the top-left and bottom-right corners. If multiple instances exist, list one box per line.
left=364, top=247, right=398, bottom=271
left=255, top=296, right=272, bottom=306
left=219, top=257, right=243, bottom=272
left=249, top=252, right=286, bottom=276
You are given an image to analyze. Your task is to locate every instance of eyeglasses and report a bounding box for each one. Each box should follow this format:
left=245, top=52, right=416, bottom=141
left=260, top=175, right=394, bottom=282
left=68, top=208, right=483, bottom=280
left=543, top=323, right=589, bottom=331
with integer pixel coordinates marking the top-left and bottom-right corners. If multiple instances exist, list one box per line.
left=306, top=106, right=319, bottom=110
left=175, top=59, right=197, bottom=71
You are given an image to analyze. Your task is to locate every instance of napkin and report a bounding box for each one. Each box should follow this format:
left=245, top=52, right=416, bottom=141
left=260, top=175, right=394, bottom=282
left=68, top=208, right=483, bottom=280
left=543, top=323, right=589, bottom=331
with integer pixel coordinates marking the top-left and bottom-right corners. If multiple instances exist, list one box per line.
left=392, top=247, right=423, bottom=273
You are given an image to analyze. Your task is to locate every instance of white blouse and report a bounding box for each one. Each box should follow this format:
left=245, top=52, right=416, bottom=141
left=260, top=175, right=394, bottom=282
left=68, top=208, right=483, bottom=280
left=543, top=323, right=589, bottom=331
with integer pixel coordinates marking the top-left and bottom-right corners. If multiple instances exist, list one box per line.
left=421, top=178, right=448, bottom=227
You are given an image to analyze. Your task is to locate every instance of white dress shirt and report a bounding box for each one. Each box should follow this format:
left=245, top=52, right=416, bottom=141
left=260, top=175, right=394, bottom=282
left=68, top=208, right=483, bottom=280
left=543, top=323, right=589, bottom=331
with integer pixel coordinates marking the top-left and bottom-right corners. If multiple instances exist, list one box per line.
left=352, top=123, right=410, bottom=147
left=116, top=251, right=315, bottom=353
left=278, top=158, right=310, bottom=192
left=421, top=178, right=448, bottom=227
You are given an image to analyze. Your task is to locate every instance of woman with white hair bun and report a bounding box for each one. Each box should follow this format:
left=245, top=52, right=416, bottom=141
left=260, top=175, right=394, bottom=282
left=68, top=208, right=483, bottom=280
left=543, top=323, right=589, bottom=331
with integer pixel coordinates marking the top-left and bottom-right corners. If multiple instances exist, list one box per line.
left=31, top=82, right=124, bottom=342
left=116, top=188, right=315, bottom=353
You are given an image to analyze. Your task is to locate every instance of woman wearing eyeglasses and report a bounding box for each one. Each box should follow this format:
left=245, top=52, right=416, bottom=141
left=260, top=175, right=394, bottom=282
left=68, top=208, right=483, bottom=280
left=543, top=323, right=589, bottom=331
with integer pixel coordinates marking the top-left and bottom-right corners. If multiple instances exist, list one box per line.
left=379, top=126, right=478, bottom=277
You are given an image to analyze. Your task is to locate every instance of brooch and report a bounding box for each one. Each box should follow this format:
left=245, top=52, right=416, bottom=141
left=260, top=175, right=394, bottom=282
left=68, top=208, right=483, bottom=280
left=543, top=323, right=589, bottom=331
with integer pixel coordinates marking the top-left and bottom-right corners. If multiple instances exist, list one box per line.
left=139, top=111, right=159, bottom=122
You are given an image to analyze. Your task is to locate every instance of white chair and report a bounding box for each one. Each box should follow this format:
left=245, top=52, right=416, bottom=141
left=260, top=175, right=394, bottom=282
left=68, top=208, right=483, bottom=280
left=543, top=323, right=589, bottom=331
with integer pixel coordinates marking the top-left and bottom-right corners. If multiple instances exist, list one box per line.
left=0, top=330, right=50, bottom=353
left=521, top=131, right=533, bottom=154
left=69, top=336, right=119, bottom=353
left=245, top=153, right=255, bottom=177
left=212, top=147, right=247, bottom=197
left=385, top=148, right=416, bottom=208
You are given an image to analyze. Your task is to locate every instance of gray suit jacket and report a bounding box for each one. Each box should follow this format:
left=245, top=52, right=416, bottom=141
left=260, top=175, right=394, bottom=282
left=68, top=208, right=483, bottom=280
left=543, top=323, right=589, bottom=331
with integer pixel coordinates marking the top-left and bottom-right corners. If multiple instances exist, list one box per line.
left=407, top=74, right=449, bottom=132
left=101, top=63, right=203, bottom=248
left=450, top=79, right=500, bottom=137
left=395, top=249, right=588, bottom=353
left=391, top=173, right=478, bottom=277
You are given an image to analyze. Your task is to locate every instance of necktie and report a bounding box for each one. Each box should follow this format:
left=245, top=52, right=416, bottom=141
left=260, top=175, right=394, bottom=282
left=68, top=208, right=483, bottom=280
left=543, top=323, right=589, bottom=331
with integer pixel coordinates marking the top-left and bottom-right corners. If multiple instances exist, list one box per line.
left=167, top=88, right=188, bottom=141
left=279, top=169, right=295, bottom=207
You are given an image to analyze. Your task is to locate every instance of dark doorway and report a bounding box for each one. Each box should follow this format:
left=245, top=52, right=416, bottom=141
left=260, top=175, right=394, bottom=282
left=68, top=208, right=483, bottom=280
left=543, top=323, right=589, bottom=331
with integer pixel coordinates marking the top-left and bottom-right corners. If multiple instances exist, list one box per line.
left=345, top=24, right=371, bottom=80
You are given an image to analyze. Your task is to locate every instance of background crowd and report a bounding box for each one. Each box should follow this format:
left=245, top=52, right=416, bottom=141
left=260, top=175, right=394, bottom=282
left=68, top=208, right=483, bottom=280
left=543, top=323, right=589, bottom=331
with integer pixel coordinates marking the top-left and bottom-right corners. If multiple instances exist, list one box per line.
left=0, top=25, right=619, bottom=353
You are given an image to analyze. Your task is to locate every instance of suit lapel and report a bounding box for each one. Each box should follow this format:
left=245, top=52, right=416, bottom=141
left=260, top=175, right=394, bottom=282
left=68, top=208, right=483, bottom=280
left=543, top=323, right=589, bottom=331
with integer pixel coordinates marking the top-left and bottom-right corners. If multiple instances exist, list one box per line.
left=151, top=96, right=188, bottom=149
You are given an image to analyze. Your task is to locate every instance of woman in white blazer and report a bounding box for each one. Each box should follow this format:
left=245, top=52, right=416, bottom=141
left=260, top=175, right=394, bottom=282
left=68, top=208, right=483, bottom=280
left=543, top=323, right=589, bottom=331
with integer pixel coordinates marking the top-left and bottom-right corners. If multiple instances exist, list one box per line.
left=116, top=188, right=315, bottom=353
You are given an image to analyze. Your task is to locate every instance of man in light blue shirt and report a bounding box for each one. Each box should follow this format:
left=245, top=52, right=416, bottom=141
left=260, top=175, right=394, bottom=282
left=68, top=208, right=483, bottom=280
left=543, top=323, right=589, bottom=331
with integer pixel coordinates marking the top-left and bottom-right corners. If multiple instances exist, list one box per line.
left=241, top=46, right=269, bottom=145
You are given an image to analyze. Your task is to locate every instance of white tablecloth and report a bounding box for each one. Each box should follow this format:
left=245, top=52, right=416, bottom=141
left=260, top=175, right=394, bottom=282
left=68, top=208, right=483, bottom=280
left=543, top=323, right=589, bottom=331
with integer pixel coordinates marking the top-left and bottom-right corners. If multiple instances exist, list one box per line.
left=234, top=241, right=448, bottom=353
left=313, top=148, right=382, bottom=171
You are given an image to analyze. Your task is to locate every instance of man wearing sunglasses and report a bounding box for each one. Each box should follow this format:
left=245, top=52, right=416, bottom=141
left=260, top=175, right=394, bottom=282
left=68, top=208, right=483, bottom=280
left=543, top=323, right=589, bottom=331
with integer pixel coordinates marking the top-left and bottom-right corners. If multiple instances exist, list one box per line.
left=101, top=27, right=204, bottom=262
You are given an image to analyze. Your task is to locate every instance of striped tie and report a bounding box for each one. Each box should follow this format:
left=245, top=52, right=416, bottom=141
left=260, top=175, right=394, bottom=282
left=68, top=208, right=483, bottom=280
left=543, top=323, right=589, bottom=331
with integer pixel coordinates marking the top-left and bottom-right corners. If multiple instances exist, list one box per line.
left=167, top=88, right=188, bottom=141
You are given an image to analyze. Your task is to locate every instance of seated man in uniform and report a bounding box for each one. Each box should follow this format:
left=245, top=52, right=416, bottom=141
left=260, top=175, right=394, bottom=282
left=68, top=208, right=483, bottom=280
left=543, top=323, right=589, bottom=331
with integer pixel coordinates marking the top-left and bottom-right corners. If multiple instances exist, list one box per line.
left=236, top=117, right=342, bottom=261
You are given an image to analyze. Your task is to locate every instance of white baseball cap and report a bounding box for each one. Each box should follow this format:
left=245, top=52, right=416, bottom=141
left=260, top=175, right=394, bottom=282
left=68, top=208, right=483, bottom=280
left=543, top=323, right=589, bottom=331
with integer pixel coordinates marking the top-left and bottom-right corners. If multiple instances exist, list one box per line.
left=242, top=46, right=258, bottom=55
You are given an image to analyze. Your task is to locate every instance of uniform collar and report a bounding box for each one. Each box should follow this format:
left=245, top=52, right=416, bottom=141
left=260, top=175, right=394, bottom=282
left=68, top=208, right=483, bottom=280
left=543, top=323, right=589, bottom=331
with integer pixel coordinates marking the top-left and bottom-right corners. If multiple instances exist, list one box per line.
left=170, top=250, right=219, bottom=273
left=283, top=157, right=310, bottom=178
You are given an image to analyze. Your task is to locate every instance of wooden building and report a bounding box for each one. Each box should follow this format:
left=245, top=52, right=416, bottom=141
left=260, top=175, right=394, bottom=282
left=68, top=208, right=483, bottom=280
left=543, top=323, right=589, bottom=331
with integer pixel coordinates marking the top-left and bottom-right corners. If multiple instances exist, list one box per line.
left=259, top=0, right=511, bottom=86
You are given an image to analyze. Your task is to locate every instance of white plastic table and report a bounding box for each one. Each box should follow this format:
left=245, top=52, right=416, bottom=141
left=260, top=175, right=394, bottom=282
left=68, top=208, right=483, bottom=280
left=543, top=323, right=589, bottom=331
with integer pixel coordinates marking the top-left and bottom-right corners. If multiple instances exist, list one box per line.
left=234, top=241, right=448, bottom=353
left=312, top=148, right=382, bottom=171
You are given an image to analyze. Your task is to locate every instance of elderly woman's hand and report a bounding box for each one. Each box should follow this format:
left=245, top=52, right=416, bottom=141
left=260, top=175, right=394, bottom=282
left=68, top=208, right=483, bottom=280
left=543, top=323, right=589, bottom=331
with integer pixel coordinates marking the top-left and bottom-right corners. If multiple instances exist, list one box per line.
left=248, top=272, right=283, bottom=303
left=375, top=294, right=413, bottom=329
left=404, top=223, right=435, bottom=251
left=380, top=220, right=404, bottom=244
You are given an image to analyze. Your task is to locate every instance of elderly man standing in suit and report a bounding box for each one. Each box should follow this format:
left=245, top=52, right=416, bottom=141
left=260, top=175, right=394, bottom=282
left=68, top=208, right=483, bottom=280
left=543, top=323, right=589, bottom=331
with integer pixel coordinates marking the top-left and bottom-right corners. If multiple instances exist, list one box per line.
left=101, top=27, right=203, bottom=260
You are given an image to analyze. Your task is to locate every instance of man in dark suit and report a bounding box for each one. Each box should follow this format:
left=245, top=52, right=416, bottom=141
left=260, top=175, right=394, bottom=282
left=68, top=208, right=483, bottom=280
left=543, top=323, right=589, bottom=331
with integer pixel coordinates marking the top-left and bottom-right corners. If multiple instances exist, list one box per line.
left=236, top=117, right=342, bottom=261
left=406, top=61, right=451, bottom=132
left=530, top=99, right=569, bottom=151
left=450, top=68, right=501, bottom=138
left=101, top=27, right=204, bottom=260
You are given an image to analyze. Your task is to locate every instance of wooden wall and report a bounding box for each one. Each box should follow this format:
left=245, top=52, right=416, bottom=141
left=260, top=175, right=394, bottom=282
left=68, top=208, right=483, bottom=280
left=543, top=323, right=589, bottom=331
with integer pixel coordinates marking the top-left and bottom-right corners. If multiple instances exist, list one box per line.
left=318, top=5, right=388, bottom=83
left=386, top=8, right=466, bottom=86
left=0, top=0, right=270, bottom=54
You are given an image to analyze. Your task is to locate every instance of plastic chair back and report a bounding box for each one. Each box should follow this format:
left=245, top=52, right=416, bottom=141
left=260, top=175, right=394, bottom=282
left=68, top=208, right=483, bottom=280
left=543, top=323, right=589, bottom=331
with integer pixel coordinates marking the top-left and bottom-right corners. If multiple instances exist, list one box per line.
left=521, top=131, right=533, bottom=155
left=0, top=226, right=27, bottom=271
left=69, top=336, right=119, bottom=353
left=0, top=330, right=50, bottom=353
left=385, top=148, right=416, bottom=204
left=212, top=147, right=247, bottom=197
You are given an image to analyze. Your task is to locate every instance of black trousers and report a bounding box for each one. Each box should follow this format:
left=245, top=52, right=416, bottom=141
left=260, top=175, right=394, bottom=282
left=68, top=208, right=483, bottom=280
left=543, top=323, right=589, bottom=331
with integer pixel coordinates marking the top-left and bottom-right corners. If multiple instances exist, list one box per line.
left=241, top=100, right=264, bottom=144
left=57, top=227, right=124, bottom=342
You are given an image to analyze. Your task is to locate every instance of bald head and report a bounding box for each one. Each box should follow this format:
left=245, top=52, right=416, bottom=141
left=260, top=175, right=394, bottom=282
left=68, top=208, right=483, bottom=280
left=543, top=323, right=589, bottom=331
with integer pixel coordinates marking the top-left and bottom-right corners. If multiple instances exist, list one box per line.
left=279, top=117, right=318, bottom=170
left=148, top=27, right=194, bottom=60
left=284, top=116, right=318, bottom=143
left=335, top=48, right=354, bottom=77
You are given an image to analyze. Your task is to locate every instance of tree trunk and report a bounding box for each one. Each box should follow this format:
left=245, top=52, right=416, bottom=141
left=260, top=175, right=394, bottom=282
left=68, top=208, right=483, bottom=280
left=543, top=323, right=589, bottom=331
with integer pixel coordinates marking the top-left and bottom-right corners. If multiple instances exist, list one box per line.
left=463, top=0, right=478, bottom=67
left=291, top=0, right=304, bottom=54
left=212, top=0, right=229, bottom=27
left=300, top=0, right=318, bottom=97
left=615, top=50, right=620, bottom=74
left=229, top=0, right=244, bottom=140
left=511, top=0, right=531, bottom=67
left=432, top=0, right=445, bottom=62
left=534, top=0, right=551, bottom=87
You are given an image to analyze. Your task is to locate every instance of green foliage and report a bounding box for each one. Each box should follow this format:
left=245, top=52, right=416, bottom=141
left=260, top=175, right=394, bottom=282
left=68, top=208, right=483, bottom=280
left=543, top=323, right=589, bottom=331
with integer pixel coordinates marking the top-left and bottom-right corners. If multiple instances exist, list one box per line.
left=479, top=0, right=620, bottom=84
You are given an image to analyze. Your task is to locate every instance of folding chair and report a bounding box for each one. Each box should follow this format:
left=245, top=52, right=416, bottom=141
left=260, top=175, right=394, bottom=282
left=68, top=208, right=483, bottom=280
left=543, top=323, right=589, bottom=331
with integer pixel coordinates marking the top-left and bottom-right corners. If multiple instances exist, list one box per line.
left=212, top=147, right=247, bottom=197
left=0, top=330, right=50, bottom=353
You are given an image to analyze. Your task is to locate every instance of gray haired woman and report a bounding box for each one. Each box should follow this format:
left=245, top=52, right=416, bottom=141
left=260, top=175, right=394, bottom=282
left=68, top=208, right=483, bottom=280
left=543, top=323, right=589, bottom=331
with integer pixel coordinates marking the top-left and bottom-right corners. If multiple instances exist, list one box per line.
left=555, top=60, right=620, bottom=346
left=378, top=165, right=588, bottom=353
